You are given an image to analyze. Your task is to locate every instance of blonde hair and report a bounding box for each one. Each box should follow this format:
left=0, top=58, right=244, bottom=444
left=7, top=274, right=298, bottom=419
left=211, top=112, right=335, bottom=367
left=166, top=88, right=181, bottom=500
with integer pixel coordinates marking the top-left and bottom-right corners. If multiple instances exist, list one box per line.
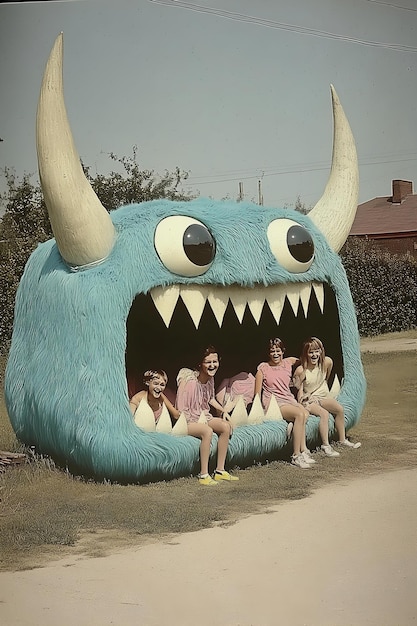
left=300, top=337, right=325, bottom=371
left=143, top=369, right=168, bottom=386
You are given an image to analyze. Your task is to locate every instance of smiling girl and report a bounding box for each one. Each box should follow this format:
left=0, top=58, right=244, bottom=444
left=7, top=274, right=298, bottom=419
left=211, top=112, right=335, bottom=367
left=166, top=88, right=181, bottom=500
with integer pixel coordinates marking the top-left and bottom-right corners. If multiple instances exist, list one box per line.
left=176, top=345, right=239, bottom=485
left=255, top=337, right=314, bottom=469
left=129, top=369, right=180, bottom=423
left=293, top=337, right=361, bottom=453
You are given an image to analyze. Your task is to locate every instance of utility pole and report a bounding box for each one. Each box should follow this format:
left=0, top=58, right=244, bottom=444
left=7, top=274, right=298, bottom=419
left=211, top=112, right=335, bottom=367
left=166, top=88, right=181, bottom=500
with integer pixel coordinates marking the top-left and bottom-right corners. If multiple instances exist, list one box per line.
left=258, top=178, right=263, bottom=206
left=238, top=182, right=244, bottom=202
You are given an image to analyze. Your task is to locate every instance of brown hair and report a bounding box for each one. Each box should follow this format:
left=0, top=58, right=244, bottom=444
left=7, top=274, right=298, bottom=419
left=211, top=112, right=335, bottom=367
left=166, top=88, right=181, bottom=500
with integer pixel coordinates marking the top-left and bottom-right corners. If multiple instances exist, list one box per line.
left=197, top=345, right=219, bottom=369
left=300, top=337, right=325, bottom=371
left=268, top=337, right=286, bottom=352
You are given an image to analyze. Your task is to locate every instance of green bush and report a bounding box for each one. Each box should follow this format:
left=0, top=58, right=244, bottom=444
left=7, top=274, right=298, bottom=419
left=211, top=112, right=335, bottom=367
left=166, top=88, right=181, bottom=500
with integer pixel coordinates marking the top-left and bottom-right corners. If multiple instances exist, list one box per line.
left=340, top=237, right=417, bottom=336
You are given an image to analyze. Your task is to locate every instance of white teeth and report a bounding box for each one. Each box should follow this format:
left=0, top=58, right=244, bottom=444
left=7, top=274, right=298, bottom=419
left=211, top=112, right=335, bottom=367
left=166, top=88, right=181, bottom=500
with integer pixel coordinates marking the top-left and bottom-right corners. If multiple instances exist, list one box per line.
left=264, top=394, right=283, bottom=421
left=134, top=401, right=156, bottom=432
left=172, top=413, right=189, bottom=436
left=228, top=286, right=247, bottom=323
left=265, top=285, right=286, bottom=324
left=155, top=404, right=173, bottom=434
left=247, top=287, right=266, bottom=324
left=248, top=394, right=264, bottom=424
left=312, top=282, right=324, bottom=313
left=299, top=283, right=313, bottom=317
left=228, top=396, right=248, bottom=428
left=179, top=286, right=206, bottom=329
left=285, top=284, right=301, bottom=316
left=207, top=288, right=229, bottom=327
left=151, top=285, right=179, bottom=327
left=329, top=375, right=341, bottom=398
left=150, top=282, right=326, bottom=328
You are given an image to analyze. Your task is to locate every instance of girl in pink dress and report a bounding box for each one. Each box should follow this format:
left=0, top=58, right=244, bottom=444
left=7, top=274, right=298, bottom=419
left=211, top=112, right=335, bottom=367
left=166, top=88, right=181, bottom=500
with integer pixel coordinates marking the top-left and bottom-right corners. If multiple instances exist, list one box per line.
left=176, top=346, right=239, bottom=486
left=255, top=338, right=314, bottom=469
left=129, top=370, right=179, bottom=423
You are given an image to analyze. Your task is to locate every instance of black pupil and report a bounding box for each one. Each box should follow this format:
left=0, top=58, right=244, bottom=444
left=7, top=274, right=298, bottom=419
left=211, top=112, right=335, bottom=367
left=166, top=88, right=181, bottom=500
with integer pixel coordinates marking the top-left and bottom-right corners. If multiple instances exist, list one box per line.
left=287, top=225, right=314, bottom=263
left=183, top=224, right=215, bottom=266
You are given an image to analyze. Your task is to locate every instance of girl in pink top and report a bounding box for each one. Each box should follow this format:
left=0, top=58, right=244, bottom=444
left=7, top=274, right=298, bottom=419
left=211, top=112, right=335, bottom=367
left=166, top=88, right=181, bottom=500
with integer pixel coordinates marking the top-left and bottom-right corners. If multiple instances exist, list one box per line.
left=255, top=338, right=314, bottom=470
left=176, top=346, right=239, bottom=486
left=129, top=370, right=180, bottom=424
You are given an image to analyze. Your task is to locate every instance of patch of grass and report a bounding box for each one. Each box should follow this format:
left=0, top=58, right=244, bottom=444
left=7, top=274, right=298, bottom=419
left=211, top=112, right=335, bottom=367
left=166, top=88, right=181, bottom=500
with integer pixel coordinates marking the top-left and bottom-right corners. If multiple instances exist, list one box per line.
left=1, top=345, right=417, bottom=571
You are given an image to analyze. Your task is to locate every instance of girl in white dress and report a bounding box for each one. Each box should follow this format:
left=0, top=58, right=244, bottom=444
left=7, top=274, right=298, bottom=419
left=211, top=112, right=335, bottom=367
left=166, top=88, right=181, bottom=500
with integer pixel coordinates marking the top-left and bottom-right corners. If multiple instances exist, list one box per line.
left=293, top=337, right=361, bottom=455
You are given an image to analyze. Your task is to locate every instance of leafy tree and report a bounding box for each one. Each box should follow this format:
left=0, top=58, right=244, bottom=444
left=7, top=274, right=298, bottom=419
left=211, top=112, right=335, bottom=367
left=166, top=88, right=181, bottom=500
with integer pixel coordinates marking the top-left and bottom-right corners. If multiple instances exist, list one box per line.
left=0, top=151, right=193, bottom=351
left=0, top=168, right=51, bottom=352
left=84, top=146, right=193, bottom=211
left=293, top=195, right=311, bottom=214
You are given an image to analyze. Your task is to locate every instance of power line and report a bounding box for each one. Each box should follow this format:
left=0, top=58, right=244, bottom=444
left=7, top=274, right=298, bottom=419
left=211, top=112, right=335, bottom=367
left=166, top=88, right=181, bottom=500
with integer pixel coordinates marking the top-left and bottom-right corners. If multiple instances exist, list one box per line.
left=149, top=1, right=417, bottom=53
left=365, top=0, right=417, bottom=12
left=185, top=154, right=417, bottom=186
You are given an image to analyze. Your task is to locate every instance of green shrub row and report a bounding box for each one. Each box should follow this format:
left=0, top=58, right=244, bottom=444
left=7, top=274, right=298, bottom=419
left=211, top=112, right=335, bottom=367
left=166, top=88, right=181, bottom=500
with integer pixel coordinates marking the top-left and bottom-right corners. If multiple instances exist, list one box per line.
left=340, top=237, right=417, bottom=337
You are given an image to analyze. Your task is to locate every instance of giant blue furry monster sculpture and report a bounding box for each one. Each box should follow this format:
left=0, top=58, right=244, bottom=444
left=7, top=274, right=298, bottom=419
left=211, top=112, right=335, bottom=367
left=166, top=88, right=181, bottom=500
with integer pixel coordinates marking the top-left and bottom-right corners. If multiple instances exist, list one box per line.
left=5, top=34, right=366, bottom=483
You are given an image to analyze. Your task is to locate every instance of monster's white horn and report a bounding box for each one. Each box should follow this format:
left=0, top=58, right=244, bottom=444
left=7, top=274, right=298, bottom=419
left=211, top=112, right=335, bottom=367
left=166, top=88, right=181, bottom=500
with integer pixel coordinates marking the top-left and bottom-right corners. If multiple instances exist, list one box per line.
left=36, top=33, right=116, bottom=268
left=309, top=85, right=359, bottom=253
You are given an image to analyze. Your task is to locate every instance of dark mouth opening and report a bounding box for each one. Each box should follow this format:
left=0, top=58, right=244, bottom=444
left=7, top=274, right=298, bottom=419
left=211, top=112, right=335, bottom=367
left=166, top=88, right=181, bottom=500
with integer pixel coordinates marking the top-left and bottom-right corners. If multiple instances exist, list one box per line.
left=126, top=283, right=342, bottom=398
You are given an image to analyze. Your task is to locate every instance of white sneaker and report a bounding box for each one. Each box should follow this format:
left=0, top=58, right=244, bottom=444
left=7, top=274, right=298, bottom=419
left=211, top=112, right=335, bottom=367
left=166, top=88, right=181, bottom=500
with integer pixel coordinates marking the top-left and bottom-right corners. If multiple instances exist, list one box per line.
left=291, top=453, right=311, bottom=469
left=301, top=450, right=316, bottom=464
left=321, top=444, right=340, bottom=457
left=339, top=439, right=361, bottom=449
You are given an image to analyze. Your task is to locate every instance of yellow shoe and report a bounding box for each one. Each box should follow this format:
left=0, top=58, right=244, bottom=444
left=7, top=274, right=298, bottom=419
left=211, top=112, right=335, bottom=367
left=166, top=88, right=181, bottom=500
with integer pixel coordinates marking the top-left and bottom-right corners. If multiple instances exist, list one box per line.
left=214, top=470, right=239, bottom=482
left=198, top=474, right=218, bottom=486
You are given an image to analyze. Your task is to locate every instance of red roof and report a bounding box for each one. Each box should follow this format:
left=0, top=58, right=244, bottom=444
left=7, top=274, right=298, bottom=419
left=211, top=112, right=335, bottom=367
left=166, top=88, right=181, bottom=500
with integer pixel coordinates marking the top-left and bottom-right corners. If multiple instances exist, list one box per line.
left=350, top=193, right=417, bottom=236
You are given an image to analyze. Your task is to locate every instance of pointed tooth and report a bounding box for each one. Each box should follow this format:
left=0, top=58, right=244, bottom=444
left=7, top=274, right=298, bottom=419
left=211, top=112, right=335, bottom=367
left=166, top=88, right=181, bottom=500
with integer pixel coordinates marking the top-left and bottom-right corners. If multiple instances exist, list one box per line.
left=229, top=396, right=248, bottom=427
left=155, top=404, right=173, bottom=433
left=248, top=394, right=264, bottom=424
left=299, top=283, right=313, bottom=317
left=247, top=287, right=266, bottom=325
left=285, top=284, right=301, bottom=316
left=207, top=287, right=229, bottom=327
left=179, top=285, right=207, bottom=329
left=172, top=412, right=189, bottom=436
left=151, top=285, right=180, bottom=328
left=312, top=282, right=324, bottom=313
left=265, top=285, right=286, bottom=324
left=134, top=401, right=156, bottom=432
left=329, top=375, right=341, bottom=398
left=228, top=286, right=247, bottom=323
left=264, top=394, right=283, bottom=421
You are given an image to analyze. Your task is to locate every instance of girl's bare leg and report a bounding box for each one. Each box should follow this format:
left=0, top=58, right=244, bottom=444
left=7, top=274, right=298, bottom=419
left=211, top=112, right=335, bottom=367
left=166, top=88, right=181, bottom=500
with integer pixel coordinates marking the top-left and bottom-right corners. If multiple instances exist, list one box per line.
left=319, top=397, right=346, bottom=441
left=281, top=405, right=308, bottom=455
left=209, top=417, right=232, bottom=471
left=307, top=402, right=331, bottom=446
left=187, top=422, right=213, bottom=476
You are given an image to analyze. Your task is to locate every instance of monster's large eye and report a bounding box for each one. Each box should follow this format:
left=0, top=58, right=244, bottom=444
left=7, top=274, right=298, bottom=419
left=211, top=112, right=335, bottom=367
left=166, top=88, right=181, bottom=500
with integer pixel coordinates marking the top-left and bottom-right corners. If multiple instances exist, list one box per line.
left=267, top=218, right=314, bottom=273
left=155, top=216, right=216, bottom=276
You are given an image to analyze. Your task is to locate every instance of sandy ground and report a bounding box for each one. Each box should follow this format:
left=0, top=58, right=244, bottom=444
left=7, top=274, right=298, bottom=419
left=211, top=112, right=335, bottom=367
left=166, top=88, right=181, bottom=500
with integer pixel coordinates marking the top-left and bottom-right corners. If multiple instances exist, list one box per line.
left=1, top=468, right=416, bottom=626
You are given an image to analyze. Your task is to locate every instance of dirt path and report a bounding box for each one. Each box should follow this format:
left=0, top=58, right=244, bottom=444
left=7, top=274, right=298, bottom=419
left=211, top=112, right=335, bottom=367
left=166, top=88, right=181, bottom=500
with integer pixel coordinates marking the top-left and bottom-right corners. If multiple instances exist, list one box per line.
left=1, top=467, right=416, bottom=626
left=360, top=336, right=417, bottom=353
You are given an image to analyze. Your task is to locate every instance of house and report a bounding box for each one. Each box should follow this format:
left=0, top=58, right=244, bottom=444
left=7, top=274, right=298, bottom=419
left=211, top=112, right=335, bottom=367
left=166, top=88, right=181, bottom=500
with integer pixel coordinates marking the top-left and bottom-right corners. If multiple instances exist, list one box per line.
left=349, top=180, right=417, bottom=258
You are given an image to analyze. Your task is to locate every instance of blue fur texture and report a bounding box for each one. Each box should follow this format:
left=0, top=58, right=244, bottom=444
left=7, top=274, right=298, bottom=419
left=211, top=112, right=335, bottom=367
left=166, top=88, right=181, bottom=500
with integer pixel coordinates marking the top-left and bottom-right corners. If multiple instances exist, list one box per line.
left=5, top=198, right=366, bottom=482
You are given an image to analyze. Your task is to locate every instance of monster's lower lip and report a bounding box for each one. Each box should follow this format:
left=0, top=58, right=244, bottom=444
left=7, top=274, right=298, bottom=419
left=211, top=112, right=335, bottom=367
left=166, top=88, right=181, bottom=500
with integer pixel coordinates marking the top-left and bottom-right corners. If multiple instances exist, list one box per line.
left=126, top=281, right=343, bottom=397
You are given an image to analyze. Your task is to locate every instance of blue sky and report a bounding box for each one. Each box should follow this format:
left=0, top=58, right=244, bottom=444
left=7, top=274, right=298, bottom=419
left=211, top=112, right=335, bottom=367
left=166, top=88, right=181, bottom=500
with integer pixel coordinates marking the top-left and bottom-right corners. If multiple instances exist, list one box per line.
left=1, top=0, right=417, bottom=210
